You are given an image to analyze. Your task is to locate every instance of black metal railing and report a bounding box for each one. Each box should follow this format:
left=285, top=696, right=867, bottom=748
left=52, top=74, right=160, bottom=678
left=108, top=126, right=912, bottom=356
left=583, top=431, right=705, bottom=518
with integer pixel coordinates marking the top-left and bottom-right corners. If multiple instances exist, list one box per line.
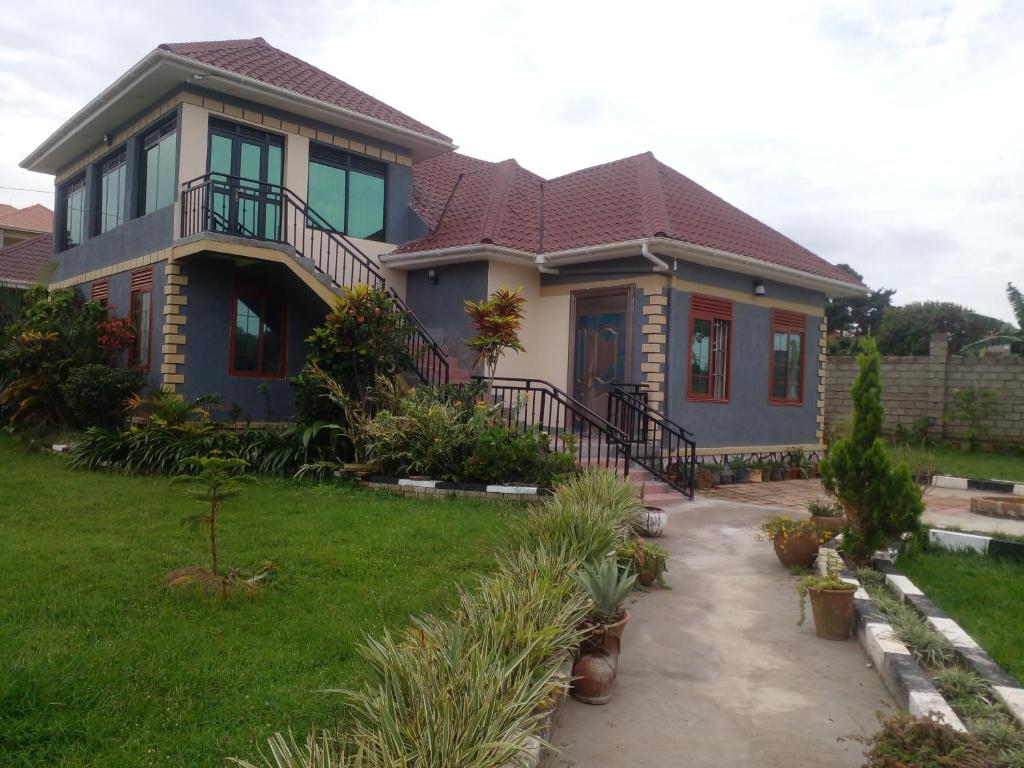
left=608, top=383, right=697, bottom=498
left=473, top=376, right=632, bottom=476
left=180, top=173, right=448, bottom=386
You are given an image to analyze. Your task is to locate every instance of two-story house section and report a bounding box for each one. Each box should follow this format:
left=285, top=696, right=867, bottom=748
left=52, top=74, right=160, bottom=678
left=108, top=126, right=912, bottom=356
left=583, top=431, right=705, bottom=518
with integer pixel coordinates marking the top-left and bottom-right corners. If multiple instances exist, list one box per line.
left=21, top=37, right=455, bottom=417
left=22, top=36, right=866, bottom=464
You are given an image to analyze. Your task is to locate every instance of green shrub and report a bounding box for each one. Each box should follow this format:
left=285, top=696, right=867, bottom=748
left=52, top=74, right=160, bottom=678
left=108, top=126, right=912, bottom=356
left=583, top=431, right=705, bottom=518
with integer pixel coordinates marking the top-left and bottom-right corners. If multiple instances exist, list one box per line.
left=819, top=338, right=924, bottom=559
left=863, top=712, right=996, bottom=767
left=462, top=424, right=578, bottom=486
left=61, top=364, right=147, bottom=428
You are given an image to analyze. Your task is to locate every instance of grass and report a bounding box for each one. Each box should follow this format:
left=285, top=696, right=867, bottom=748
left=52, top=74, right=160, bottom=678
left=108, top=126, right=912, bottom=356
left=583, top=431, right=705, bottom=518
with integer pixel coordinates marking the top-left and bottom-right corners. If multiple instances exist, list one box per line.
left=888, top=443, right=1024, bottom=483
left=897, top=547, right=1024, bottom=683
left=0, top=436, right=507, bottom=768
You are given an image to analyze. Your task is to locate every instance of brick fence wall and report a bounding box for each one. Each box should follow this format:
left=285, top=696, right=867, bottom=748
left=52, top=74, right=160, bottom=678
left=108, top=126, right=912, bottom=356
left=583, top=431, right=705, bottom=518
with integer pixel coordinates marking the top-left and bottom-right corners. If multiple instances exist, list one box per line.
left=825, top=333, right=1024, bottom=446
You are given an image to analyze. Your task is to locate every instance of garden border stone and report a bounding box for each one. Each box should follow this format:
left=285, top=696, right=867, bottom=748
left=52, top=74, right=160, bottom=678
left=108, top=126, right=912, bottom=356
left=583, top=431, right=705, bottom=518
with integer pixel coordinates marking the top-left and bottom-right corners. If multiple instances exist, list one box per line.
left=928, top=528, right=1024, bottom=560
left=931, top=474, right=1024, bottom=496
left=363, top=476, right=552, bottom=502
left=873, top=558, right=1024, bottom=729
left=852, top=579, right=966, bottom=731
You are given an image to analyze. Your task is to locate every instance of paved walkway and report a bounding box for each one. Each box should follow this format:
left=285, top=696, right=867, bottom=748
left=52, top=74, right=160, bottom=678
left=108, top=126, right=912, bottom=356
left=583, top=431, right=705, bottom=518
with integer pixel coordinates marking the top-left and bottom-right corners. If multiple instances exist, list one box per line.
left=547, top=497, right=893, bottom=768
left=704, top=479, right=1024, bottom=537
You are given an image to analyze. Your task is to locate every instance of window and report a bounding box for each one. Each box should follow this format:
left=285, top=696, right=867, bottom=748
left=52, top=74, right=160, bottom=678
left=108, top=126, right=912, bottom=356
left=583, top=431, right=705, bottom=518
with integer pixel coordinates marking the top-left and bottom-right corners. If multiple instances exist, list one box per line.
left=91, top=279, right=110, bottom=307
left=129, top=268, right=153, bottom=368
left=62, top=175, right=86, bottom=249
left=98, top=148, right=127, bottom=233
left=307, top=144, right=386, bottom=240
left=687, top=295, right=732, bottom=401
left=139, top=120, right=177, bottom=215
left=769, top=310, right=805, bottom=404
left=230, top=287, right=286, bottom=377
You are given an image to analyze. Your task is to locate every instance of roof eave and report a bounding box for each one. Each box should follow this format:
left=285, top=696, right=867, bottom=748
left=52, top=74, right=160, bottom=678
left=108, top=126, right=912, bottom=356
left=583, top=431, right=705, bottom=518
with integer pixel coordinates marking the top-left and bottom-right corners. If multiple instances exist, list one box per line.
left=383, top=236, right=867, bottom=297
left=22, top=49, right=457, bottom=175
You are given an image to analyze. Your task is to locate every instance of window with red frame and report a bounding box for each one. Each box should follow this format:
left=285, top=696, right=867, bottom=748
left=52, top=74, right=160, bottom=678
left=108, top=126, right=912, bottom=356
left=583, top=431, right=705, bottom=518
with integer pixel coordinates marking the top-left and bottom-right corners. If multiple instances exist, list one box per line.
left=770, top=310, right=806, bottom=404
left=230, top=287, right=286, bottom=377
left=687, top=295, right=732, bottom=401
left=129, top=268, right=153, bottom=368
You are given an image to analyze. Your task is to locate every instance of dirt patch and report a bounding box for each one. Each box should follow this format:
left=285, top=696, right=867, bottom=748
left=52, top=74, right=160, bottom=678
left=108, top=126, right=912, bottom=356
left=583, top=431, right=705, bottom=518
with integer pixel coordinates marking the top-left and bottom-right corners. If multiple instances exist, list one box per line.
left=163, top=562, right=276, bottom=595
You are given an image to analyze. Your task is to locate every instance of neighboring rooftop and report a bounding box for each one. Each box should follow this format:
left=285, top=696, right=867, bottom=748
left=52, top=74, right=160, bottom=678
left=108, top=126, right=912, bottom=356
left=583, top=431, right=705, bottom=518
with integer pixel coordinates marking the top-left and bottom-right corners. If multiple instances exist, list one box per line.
left=400, top=151, right=863, bottom=288
left=0, top=234, right=54, bottom=287
left=159, top=38, right=451, bottom=144
left=0, top=204, right=53, bottom=234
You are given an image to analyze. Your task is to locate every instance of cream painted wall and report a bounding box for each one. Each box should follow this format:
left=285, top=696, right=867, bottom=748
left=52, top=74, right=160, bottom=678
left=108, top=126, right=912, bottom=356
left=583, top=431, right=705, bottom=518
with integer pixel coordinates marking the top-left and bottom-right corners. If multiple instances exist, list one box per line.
left=175, top=103, right=211, bottom=237
left=487, top=260, right=571, bottom=389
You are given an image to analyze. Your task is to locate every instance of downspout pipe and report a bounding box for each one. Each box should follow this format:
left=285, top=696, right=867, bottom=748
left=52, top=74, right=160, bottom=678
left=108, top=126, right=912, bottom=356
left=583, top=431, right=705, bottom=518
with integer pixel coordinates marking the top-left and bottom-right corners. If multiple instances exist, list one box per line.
left=642, top=240, right=670, bottom=272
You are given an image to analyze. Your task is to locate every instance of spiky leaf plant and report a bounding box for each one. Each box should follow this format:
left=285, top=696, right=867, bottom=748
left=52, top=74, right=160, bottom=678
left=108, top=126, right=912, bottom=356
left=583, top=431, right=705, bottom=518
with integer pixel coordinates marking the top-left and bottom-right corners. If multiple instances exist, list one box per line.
left=573, top=557, right=636, bottom=624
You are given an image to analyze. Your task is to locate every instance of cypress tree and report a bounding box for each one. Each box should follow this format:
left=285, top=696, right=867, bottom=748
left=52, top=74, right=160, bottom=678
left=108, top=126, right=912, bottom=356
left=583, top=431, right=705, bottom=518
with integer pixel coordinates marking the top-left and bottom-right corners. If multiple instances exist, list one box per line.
left=819, top=338, right=924, bottom=559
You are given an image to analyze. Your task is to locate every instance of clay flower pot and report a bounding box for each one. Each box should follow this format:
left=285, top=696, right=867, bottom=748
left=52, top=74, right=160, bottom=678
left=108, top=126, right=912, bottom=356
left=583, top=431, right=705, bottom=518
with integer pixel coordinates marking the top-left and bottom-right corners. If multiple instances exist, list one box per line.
left=810, top=516, right=846, bottom=537
left=773, top=531, right=820, bottom=568
left=573, top=611, right=630, bottom=705
left=748, top=468, right=763, bottom=483
left=636, top=506, right=667, bottom=537
left=807, top=588, right=856, bottom=640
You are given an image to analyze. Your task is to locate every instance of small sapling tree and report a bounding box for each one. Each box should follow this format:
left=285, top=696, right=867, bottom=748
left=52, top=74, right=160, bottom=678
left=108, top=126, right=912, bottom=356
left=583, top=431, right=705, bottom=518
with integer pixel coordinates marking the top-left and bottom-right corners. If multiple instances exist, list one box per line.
left=179, top=454, right=249, bottom=577
left=464, top=286, right=526, bottom=393
left=818, top=338, right=924, bottom=560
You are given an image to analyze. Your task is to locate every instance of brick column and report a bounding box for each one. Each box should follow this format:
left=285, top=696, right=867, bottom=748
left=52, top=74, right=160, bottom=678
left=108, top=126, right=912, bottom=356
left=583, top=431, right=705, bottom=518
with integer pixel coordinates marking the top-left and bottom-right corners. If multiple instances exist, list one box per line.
left=817, top=318, right=828, bottom=445
left=640, top=286, right=668, bottom=412
left=927, top=332, right=949, bottom=440
left=160, top=261, right=188, bottom=391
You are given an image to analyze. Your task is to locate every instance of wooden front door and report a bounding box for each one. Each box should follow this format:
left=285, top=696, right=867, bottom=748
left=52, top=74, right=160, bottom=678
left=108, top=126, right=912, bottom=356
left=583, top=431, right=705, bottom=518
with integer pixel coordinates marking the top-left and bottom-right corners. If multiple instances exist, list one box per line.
left=572, top=289, right=630, bottom=418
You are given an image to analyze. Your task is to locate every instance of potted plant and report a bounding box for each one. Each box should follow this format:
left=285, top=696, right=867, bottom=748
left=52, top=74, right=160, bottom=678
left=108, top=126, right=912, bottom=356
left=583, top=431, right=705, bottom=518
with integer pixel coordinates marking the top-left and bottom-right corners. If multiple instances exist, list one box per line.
left=571, top=558, right=636, bottom=705
left=635, top=482, right=667, bottom=537
left=717, top=462, right=734, bottom=485
left=617, top=538, right=669, bottom=588
left=797, top=562, right=857, bottom=640
left=785, top=448, right=807, bottom=479
left=807, top=498, right=846, bottom=536
left=748, top=461, right=765, bottom=483
left=729, top=456, right=750, bottom=483
left=757, top=516, right=822, bottom=568
left=769, top=460, right=786, bottom=482
left=695, top=465, right=719, bottom=491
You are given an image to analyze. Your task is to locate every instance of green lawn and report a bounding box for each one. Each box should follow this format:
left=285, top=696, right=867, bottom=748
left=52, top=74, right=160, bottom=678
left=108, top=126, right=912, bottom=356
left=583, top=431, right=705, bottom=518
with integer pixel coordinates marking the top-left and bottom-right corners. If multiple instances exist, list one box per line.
left=897, top=548, right=1024, bottom=682
left=0, top=437, right=507, bottom=767
left=888, top=444, right=1024, bottom=483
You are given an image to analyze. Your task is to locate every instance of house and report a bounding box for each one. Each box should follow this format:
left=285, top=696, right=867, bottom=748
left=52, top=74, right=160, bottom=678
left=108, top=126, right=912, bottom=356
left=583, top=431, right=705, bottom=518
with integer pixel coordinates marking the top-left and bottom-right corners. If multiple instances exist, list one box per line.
left=0, top=204, right=53, bottom=249
left=21, top=37, right=864, bottom=474
left=0, top=233, right=54, bottom=320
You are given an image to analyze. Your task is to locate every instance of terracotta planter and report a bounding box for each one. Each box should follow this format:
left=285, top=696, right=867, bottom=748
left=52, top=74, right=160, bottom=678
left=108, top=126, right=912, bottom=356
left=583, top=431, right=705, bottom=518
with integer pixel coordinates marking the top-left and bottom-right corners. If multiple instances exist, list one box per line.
left=786, top=467, right=801, bottom=480
left=636, top=558, right=658, bottom=587
left=772, top=531, right=819, bottom=568
left=573, top=611, right=630, bottom=705
left=748, top=468, right=763, bottom=483
left=770, top=467, right=785, bottom=481
left=636, top=506, right=667, bottom=537
left=695, top=468, right=718, bottom=490
left=807, top=587, right=856, bottom=640
left=810, top=516, right=846, bottom=536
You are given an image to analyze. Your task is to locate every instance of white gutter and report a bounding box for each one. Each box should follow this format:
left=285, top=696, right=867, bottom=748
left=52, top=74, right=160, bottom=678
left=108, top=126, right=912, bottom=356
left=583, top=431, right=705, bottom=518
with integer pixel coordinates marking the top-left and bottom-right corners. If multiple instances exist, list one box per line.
left=380, top=235, right=867, bottom=297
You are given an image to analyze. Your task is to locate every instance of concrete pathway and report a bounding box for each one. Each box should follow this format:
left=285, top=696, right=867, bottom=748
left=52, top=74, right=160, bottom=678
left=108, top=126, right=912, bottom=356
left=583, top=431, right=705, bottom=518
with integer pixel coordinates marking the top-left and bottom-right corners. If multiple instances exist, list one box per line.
left=546, top=497, right=893, bottom=768
left=705, top=478, right=1024, bottom=537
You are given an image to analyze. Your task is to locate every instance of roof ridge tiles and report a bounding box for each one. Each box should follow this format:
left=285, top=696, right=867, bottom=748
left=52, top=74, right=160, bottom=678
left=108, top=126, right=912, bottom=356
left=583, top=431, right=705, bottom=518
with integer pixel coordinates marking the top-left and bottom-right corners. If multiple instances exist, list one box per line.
left=636, top=153, right=671, bottom=238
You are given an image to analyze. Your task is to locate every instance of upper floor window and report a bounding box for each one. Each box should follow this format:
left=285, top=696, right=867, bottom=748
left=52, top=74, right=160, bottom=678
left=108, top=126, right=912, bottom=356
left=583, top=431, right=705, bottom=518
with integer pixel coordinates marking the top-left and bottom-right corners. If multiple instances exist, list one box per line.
left=62, top=175, right=86, bottom=249
left=98, top=148, right=127, bottom=233
left=687, top=295, right=732, bottom=402
left=230, top=285, right=286, bottom=377
left=307, top=144, right=386, bottom=241
left=769, top=310, right=806, bottom=405
left=140, top=120, right=177, bottom=215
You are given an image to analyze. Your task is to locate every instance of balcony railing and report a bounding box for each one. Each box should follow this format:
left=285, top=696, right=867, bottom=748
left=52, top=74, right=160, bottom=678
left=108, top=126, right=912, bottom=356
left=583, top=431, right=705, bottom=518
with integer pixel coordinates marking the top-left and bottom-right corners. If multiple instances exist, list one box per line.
left=180, top=173, right=448, bottom=386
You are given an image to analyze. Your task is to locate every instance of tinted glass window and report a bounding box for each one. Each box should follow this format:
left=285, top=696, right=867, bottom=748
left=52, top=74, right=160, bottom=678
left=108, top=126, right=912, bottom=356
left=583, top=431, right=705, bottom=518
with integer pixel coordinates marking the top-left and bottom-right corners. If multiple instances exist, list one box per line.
left=141, top=123, right=177, bottom=215
left=64, top=177, right=86, bottom=248
left=99, top=150, right=127, bottom=233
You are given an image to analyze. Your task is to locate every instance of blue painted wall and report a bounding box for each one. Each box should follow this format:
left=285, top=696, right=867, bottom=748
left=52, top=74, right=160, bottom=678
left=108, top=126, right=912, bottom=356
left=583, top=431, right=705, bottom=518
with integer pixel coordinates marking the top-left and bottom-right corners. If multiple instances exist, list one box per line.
left=178, top=259, right=327, bottom=419
left=404, top=261, right=489, bottom=369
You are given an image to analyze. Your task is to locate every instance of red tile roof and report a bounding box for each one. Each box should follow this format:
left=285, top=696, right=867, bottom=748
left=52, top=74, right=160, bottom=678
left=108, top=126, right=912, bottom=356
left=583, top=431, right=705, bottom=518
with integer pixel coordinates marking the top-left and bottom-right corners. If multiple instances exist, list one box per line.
left=159, top=38, right=451, bottom=144
left=401, top=151, right=862, bottom=288
left=0, top=203, right=53, bottom=234
left=0, top=233, right=53, bottom=286
left=0, top=204, right=16, bottom=216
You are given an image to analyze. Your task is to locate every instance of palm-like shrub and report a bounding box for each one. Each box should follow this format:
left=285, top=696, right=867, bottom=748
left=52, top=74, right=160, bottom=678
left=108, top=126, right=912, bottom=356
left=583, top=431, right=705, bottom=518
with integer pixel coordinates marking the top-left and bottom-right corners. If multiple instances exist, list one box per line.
left=573, top=558, right=636, bottom=623
left=464, top=286, right=526, bottom=390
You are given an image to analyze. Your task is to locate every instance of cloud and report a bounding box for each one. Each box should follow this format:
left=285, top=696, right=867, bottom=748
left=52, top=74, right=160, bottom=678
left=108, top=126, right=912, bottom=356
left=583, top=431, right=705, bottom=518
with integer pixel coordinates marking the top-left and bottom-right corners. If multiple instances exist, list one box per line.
left=0, top=0, right=1021, bottom=322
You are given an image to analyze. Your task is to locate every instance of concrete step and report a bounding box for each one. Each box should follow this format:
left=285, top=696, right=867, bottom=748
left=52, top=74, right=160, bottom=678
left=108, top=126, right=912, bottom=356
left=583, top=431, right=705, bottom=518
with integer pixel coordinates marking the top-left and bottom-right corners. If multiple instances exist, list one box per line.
left=643, top=491, right=687, bottom=505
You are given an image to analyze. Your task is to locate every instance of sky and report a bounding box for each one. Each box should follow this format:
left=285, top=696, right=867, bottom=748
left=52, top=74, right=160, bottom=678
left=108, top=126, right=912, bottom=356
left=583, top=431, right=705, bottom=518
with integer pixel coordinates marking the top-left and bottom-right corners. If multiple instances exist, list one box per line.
left=1, top=0, right=1021, bottom=323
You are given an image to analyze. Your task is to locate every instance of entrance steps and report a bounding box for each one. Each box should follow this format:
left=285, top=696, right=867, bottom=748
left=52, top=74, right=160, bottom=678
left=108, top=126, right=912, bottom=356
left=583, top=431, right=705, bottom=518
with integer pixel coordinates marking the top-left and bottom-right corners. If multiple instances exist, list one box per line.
left=579, top=457, right=689, bottom=506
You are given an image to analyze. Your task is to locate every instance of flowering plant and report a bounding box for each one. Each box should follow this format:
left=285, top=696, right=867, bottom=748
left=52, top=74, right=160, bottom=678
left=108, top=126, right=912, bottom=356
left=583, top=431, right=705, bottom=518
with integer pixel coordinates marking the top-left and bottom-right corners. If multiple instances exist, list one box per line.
left=96, top=316, right=136, bottom=353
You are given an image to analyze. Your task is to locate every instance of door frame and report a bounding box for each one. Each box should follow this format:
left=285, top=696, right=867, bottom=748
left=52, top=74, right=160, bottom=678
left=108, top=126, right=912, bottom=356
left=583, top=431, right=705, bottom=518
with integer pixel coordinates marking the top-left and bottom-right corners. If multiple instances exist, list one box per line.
left=567, top=285, right=635, bottom=413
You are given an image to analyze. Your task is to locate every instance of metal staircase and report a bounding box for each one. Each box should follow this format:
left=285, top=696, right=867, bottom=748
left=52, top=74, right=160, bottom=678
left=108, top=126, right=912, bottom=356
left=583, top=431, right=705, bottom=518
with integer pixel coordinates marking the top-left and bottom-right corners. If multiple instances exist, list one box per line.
left=475, top=376, right=697, bottom=498
left=180, top=173, right=449, bottom=385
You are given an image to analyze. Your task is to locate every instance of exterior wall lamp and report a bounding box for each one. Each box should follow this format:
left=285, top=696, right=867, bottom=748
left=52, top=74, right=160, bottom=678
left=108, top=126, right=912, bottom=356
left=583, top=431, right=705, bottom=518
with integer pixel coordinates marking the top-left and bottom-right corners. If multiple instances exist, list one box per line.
left=753, top=280, right=766, bottom=296
left=427, top=268, right=439, bottom=285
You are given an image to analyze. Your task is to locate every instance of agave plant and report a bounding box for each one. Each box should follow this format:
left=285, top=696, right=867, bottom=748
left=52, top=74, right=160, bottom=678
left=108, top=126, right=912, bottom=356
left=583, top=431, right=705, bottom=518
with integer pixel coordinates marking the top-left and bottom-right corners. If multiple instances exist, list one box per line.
left=573, top=557, right=636, bottom=624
